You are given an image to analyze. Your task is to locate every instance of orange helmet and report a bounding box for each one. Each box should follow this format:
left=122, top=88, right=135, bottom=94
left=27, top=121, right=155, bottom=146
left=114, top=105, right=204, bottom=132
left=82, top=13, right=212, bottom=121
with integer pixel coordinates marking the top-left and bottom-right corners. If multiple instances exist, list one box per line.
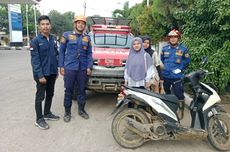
left=73, top=15, right=86, bottom=23
left=168, top=29, right=180, bottom=37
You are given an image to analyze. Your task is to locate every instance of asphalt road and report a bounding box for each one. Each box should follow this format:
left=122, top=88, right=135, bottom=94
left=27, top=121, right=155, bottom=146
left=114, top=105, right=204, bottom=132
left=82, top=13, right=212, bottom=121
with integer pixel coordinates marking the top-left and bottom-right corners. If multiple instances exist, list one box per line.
left=0, top=49, right=229, bottom=152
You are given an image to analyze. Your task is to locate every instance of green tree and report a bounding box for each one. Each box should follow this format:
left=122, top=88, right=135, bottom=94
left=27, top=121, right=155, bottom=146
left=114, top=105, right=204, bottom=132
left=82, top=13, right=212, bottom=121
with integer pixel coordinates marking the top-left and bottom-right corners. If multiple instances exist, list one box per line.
left=48, top=10, right=75, bottom=37
left=0, top=4, right=41, bottom=37
left=112, top=0, right=193, bottom=40
left=0, top=4, right=8, bottom=34
left=21, top=4, right=41, bottom=37
left=177, top=0, right=230, bottom=92
left=112, top=1, right=131, bottom=18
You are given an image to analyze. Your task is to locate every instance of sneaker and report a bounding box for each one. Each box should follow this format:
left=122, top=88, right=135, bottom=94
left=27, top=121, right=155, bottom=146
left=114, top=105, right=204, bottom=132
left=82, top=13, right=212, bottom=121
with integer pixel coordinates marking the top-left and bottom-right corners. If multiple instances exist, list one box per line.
left=35, top=118, right=49, bottom=130
left=63, top=112, right=71, bottom=123
left=44, top=112, right=60, bottom=121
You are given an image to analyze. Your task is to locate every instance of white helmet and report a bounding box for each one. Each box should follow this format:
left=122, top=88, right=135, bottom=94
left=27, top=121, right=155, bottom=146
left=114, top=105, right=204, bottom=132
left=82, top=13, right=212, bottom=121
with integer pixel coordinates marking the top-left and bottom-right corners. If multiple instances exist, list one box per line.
left=168, top=29, right=180, bottom=37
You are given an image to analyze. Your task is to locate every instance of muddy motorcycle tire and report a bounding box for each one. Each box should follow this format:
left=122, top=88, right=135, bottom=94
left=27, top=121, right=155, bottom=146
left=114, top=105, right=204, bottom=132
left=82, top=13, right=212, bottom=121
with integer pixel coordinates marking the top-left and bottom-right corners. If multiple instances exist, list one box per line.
left=112, top=108, right=149, bottom=149
left=208, top=112, right=230, bottom=151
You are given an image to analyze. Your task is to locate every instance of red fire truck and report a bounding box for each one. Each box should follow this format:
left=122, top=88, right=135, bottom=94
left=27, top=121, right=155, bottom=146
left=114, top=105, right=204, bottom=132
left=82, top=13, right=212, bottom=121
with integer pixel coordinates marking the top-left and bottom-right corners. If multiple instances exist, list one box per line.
left=87, top=17, right=133, bottom=92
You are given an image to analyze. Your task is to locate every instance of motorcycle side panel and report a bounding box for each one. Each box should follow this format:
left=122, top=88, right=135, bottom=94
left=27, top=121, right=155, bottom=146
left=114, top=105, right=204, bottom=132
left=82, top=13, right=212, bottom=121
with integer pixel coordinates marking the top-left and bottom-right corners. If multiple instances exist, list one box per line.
left=127, top=89, right=178, bottom=122
left=201, top=82, right=221, bottom=111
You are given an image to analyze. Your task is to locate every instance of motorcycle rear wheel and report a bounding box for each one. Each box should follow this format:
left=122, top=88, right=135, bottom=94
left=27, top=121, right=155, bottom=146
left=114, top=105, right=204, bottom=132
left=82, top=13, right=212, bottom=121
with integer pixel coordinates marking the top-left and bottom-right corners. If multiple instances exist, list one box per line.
left=112, top=108, right=149, bottom=149
left=208, top=112, right=230, bottom=151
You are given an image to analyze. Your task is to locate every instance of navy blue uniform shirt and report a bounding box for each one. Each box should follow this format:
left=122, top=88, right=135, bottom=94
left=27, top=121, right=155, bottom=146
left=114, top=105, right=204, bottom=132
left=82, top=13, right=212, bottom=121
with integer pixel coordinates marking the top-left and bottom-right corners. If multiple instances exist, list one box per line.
left=58, top=31, right=93, bottom=71
left=30, top=34, right=58, bottom=78
left=161, top=43, right=190, bottom=79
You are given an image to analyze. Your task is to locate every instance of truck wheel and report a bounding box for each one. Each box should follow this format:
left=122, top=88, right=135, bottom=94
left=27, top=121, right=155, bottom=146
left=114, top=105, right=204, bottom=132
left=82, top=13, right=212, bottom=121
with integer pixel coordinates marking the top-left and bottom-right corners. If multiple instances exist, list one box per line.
left=111, top=108, right=149, bottom=149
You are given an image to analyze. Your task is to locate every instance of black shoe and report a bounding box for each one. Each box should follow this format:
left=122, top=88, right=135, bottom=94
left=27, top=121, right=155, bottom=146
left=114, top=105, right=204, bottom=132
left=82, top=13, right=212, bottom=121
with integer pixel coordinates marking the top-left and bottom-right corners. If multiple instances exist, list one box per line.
left=78, top=110, right=89, bottom=119
left=63, top=112, right=71, bottom=122
left=44, top=112, right=60, bottom=121
left=35, top=118, right=49, bottom=130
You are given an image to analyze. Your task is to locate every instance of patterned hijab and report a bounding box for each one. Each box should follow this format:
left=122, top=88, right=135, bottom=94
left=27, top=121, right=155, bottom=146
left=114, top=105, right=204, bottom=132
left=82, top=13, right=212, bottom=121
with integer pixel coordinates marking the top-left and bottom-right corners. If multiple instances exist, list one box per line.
left=126, top=37, right=153, bottom=81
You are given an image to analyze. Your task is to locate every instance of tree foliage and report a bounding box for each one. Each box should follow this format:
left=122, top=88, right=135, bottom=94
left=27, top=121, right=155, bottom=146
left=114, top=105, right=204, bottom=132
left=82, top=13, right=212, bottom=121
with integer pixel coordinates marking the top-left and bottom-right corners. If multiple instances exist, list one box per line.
left=0, top=4, right=41, bottom=37
left=177, top=0, right=230, bottom=91
left=0, top=4, right=8, bottom=34
left=48, top=10, right=74, bottom=37
left=112, top=1, right=131, bottom=18
left=21, top=4, right=41, bottom=37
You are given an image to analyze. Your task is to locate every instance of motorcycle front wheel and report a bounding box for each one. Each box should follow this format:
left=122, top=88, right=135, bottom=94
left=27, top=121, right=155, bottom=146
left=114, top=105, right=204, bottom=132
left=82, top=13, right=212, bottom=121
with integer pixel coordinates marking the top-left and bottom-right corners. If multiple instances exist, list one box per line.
left=208, top=112, right=230, bottom=151
left=111, top=108, right=149, bottom=149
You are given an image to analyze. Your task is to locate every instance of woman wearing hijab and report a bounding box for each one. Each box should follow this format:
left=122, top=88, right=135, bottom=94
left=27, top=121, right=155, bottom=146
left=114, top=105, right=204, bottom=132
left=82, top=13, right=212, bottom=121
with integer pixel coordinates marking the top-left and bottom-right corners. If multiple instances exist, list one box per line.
left=142, top=36, right=163, bottom=93
left=124, top=37, right=154, bottom=90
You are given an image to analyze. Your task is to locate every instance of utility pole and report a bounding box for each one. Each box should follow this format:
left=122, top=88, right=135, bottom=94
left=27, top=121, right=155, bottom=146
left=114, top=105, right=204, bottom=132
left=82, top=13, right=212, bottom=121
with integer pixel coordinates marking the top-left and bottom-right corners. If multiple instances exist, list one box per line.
left=83, top=1, right=86, bottom=16
left=147, top=0, right=149, bottom=6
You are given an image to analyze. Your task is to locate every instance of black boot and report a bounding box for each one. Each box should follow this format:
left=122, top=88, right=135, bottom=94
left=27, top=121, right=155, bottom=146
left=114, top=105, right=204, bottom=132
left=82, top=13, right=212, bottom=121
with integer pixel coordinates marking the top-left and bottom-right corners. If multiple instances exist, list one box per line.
left=63, top=108, right=71, bottom=122
left=78, top=104, right=89, bottom=119
left=177, top=100, right=185, bottom=120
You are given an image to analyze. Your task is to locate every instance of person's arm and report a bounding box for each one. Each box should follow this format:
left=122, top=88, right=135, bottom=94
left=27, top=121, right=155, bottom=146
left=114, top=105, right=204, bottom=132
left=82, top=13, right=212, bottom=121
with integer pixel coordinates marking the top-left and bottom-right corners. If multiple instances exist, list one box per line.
left=58, top=33, right=67, bottom=68
left=182, top=48, right=191, bottom=70
left=30, top=39, right=43, bottom=79
left=160, top=49, right=165, bottom=80
left=156, top=65, right=163, bottom=80
left=87, top=36, right=93, bottom=69
left=145, top=65, right=154, bottom=82
left=160, top=49, right=165, bottom=65
left=124, top=68, right=128, bottom=85
left=58, top=33, right=67, bottom=76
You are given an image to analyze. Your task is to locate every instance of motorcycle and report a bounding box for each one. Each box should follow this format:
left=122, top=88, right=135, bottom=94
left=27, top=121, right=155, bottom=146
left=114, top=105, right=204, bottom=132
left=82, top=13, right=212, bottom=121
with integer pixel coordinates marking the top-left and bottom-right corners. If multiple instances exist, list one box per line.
left=111, top=68, right=230, bottom=151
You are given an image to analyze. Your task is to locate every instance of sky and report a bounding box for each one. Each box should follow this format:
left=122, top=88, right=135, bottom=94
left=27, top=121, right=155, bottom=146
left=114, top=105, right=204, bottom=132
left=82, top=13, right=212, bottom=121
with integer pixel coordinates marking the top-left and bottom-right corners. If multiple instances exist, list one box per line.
left=37, top=0, right=143, bottom=17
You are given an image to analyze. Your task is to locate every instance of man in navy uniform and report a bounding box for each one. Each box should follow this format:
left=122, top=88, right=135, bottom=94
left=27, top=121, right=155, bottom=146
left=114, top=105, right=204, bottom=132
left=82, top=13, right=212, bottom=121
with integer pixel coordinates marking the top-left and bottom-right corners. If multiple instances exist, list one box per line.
left=160, top=29, right=191, bottom=120
left=30, top=15, right=60, bottom=130
left=59, top=15, right=93, bottom=122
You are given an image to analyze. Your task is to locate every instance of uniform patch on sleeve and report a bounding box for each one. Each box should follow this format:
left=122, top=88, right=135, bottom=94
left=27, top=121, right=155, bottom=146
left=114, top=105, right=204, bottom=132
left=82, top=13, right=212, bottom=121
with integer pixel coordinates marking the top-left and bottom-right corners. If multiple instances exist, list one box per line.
left=185, top=53, right=190, bottom=58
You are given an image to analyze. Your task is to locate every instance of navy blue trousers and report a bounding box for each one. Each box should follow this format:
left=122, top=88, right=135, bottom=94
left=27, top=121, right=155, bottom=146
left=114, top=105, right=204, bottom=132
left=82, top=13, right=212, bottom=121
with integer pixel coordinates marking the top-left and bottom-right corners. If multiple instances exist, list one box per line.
left=64, top=69, right=88, bottom=110
left=163, top=77, right=185, bottom=100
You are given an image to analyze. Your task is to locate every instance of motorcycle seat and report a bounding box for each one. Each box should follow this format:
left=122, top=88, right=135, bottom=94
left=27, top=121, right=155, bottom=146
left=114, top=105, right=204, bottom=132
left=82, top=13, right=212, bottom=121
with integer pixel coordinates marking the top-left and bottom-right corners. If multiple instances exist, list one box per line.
left=126, top=86, right=178, bottom=104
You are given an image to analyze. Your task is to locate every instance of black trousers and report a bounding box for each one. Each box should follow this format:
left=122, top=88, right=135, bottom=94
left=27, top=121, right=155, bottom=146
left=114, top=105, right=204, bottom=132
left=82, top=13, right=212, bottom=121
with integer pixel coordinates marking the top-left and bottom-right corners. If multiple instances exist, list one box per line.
left=34, top=74, right=57, bottom=121
left=163, top=77, right=185, bottom=100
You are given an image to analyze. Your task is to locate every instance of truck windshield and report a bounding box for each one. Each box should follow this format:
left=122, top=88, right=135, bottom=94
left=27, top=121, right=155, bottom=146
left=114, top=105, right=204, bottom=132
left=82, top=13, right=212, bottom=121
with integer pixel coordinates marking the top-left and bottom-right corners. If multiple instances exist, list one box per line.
left=90, top=33, right=132, bottom=49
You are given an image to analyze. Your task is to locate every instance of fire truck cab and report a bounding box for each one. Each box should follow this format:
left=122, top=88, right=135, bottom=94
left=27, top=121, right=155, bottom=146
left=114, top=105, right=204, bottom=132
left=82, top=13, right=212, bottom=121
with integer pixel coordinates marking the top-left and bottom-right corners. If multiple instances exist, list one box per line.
left=87, top=17, right=133, bottom=92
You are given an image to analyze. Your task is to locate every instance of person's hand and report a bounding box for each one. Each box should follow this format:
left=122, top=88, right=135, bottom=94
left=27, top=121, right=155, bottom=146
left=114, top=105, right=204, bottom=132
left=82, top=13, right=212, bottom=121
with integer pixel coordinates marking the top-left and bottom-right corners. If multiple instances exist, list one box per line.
left=145, top=81, right=151, bottom=90
left=60, top=68, right=64, bottom=76
left=159, top=80, right=165, bottom=94
left=87, top=68, right=92, bottom=76
left=173, top=69, right=181, bottom=74
left=160, top=80, right=164, bottom=86
left=152, top=77, right=158, bottom=86
left=39, top=77, right=47, bottom=84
